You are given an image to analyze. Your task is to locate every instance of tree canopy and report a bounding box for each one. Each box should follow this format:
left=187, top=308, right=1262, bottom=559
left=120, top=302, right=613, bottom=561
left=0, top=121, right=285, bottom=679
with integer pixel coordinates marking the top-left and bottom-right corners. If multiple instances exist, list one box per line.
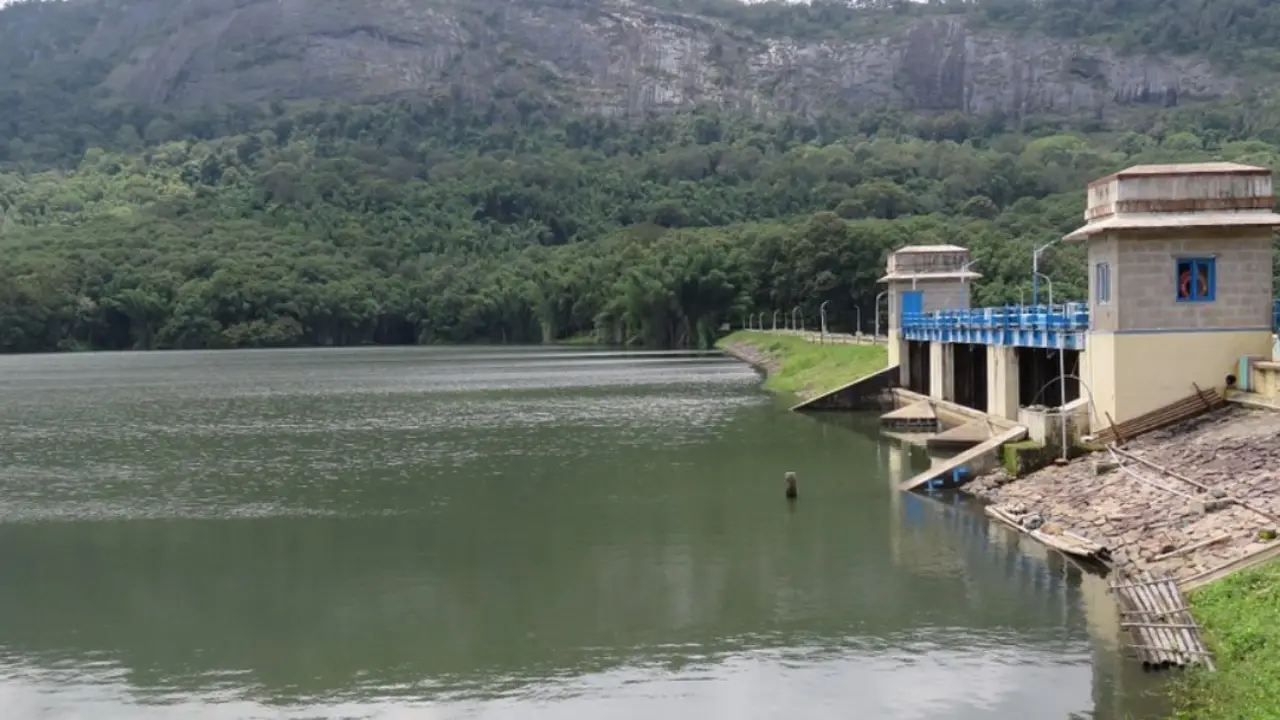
left=4, top=0, right=1280, bottom=353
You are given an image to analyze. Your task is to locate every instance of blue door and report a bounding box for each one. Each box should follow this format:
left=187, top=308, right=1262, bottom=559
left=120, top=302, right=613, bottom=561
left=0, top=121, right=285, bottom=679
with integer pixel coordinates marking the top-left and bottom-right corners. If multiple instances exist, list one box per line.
left=901, top=291, right=923, bottom=319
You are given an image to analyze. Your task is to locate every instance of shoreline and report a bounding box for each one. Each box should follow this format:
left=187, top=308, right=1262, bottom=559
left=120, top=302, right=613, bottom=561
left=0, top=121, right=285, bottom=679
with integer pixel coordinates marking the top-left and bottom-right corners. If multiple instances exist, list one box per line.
left=958, top=404, right=1280, bottom=719
left=959, top=405, right=1280, bottom=586
left=724, top=329, right=1279, bottom=717
left=715, top=331, right=886, bottom=401
left=717, top=339, right=782, bottom=381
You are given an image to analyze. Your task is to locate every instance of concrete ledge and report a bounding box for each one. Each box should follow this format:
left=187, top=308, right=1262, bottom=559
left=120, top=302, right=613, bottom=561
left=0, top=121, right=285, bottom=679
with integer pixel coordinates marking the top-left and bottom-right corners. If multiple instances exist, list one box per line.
left=898, top=425, right=1028, bottom=492
left=880, top=400, right=939, bottom=431
left=1180, top=542, right=1280, bottom=592
left=1224, top=389, right=1280, bottom=412
left=889, top=388, right=1020, bottom=432
left=926, top=420, right=996, bottom=452
left=792, top=364, right=899, bottom=412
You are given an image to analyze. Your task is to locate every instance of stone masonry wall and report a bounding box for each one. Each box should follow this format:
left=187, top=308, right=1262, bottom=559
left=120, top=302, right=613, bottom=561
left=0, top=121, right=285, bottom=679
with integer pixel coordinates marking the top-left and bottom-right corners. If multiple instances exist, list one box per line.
left=1115, top=230, right=1273, bottom=332
left=921, top=280, right=972, bottom=314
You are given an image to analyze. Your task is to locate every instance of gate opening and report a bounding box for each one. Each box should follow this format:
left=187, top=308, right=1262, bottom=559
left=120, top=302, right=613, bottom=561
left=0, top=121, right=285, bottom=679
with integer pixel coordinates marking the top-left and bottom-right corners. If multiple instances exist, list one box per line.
left=952, top=343, right=989, bottom=411
left=906, top=341, right=931, bottom=396
left=1017, top=347, right=1080, bottom=408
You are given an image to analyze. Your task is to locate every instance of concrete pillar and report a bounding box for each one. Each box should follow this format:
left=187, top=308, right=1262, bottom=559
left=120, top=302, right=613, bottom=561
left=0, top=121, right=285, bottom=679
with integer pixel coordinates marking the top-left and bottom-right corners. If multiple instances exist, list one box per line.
left=929, top=342, right=953, bottom=402
left=986, top=345, right=1020, bottom=421
left=888, top=330, right=908, bottom=385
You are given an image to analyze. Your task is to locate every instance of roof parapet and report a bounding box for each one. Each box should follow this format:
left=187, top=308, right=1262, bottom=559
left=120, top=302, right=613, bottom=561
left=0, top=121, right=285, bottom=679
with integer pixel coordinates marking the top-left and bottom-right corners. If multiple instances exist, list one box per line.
left=1066, top=163, right=1280, bottom=242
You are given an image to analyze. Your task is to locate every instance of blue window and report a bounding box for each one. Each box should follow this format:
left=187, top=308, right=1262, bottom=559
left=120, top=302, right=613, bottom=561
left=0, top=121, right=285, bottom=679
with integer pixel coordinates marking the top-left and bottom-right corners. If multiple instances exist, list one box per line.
left=1095, top=262, right=1111, bottom=304
left=1176, top=258, right=1215, bottom=303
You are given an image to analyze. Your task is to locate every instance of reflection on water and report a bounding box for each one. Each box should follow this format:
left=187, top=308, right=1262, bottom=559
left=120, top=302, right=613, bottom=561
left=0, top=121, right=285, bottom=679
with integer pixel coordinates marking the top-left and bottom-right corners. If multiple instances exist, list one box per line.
left=0, top=347, right=1165, bottom=718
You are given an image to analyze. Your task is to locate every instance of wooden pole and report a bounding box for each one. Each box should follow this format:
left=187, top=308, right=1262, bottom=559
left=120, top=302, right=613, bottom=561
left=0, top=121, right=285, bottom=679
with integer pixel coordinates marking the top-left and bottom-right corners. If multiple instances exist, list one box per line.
left=1132, top=577, right=1176, bottom=666
left=1105, top=411, right=1126, bottom=445
left=1151, top=571, right=1213, bottom=670
left=1191, top=382, right=1214, bottom=411
left=1108, top=447, right=1197, bottom=500
left=1152, top=534, right=1233, bottom=563
left=1111, top=446, right=1280, bottom=525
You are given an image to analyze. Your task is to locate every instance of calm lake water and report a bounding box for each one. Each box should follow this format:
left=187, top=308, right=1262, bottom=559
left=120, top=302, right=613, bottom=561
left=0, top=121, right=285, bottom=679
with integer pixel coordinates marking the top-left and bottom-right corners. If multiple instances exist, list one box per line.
left=0, top=347, right=1166, bottom=719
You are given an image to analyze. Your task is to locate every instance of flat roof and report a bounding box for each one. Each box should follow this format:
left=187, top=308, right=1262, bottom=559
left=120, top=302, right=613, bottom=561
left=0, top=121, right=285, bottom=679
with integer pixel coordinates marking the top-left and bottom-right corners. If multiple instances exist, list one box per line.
left=1088, top=162, right=1270, bottom=188
left=892, top=244, right=967, bottom=254
left=1065, top=210, right=1280, bottom=242
left=878, top=270, right=983, bottom=283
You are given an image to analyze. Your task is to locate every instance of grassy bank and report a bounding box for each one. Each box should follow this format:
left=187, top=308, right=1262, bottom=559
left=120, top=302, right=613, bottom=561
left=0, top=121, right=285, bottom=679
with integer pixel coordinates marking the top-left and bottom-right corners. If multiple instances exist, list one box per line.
left=1173, top=559, right=1280, bottom=719
left=715, top=331, right=888, bottom=399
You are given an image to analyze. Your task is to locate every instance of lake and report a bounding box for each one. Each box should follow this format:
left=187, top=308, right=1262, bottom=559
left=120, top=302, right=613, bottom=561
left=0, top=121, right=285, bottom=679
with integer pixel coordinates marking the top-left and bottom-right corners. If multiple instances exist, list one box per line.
left=0, top=347, right=1165, bottom=719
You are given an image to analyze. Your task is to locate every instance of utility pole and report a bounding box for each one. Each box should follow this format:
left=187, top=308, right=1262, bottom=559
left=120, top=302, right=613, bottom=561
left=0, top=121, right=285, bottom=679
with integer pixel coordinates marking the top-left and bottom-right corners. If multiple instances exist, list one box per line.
left=1032, top=238, right=1061, bottom=306
left=1059, top=347, right=1069, bottom=462
left=874, top=290, right=887, bottom=338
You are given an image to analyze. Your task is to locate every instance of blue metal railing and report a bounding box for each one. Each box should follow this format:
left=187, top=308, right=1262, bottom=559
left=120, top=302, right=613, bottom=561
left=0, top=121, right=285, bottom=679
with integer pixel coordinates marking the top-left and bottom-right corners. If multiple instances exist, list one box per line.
left=900, top=304, right=1090, bottom=350
left=900, top=299, right=1279, bottom=349
left=901, top=304, right=1090, bottom=334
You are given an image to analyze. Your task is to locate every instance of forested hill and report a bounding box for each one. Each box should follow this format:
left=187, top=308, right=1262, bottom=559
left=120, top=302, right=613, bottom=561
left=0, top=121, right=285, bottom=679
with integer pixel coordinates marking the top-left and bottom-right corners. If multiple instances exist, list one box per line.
left=3, top=0, right=1280, bottom=353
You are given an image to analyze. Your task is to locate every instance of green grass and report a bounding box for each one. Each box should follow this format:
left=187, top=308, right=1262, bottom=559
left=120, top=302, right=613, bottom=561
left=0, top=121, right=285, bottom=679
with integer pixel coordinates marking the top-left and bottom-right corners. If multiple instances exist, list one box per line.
left=716, top=331, right=888, bottom=398
left=1172, top=559, right=1280, bottom=719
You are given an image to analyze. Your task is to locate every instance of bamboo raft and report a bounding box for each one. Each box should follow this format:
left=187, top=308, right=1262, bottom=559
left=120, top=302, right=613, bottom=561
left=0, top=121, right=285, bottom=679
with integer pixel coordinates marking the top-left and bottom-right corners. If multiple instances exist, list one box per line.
left=985, top=505, right=1112, bottom=565
left=1093, top=385, right=1225, bottom=446
left=1109, top=570, right=1215, bottom=671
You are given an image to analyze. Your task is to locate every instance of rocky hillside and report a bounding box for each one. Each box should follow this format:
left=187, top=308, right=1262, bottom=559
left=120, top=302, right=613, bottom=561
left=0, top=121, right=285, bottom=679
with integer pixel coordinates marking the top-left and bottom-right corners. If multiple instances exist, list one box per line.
left=4, top=0, right=1236, bottom=119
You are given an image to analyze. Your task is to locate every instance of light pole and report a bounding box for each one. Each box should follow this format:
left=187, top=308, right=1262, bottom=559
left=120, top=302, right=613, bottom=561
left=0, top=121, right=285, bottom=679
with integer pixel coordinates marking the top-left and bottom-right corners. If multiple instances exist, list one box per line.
left=1034, top=271, right=1054, bottom=307
left=855, top=305, right=862, bottom=336
left=792, top=306, right=802, bottom=332
left=874, top=290, right=887, bottom=338
left=1032, top=238, right=1061, bottom=306
left=819, top=301, right=829, bottom=340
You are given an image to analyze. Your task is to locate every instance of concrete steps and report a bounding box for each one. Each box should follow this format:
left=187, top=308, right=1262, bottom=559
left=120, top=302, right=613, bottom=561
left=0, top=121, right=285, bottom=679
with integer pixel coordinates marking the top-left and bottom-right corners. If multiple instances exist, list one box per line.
left=878, top=399, right=939, bottom=430
left=925, top=419, right=996, bottom=452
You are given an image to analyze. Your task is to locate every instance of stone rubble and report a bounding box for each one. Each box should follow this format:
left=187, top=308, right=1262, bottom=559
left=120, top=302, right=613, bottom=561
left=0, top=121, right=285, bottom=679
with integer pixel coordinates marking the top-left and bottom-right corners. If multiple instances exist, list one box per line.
left=964, top=406, right=1280, bottom=583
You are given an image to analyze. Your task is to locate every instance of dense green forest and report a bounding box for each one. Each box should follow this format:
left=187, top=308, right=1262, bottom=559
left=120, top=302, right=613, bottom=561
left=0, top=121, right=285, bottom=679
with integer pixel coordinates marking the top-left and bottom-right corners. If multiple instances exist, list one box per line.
left=4, top=0, right=1280, bottom=353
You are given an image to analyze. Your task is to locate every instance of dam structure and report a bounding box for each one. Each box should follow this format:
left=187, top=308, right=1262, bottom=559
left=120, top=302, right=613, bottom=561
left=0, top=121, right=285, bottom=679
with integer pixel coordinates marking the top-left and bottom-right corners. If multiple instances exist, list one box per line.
left=875, top=162, right=1280, bottom=487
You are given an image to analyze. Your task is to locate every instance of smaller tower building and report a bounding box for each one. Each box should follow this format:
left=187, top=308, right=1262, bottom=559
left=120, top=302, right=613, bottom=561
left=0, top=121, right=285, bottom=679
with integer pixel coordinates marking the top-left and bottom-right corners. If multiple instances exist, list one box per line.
left=881, top=245, right=981, bottom=395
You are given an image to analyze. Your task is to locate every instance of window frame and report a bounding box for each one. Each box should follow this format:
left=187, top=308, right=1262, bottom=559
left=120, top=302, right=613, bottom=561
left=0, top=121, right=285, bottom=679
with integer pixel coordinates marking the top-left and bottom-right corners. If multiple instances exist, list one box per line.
left=1175, top=257, right=1216, bottom=303
left=1095, top=261, right=1111, bottom=305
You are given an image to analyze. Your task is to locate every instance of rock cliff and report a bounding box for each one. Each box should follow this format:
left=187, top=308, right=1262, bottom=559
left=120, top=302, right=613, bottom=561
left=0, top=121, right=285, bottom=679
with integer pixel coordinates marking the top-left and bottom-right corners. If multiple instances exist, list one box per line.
left=68, top=0, right=1234, bottom=117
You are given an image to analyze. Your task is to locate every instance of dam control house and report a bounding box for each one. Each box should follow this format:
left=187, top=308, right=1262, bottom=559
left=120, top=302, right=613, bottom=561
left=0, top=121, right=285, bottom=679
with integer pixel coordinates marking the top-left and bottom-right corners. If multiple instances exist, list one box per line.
left=883, top=162, right=1280, bottom=435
